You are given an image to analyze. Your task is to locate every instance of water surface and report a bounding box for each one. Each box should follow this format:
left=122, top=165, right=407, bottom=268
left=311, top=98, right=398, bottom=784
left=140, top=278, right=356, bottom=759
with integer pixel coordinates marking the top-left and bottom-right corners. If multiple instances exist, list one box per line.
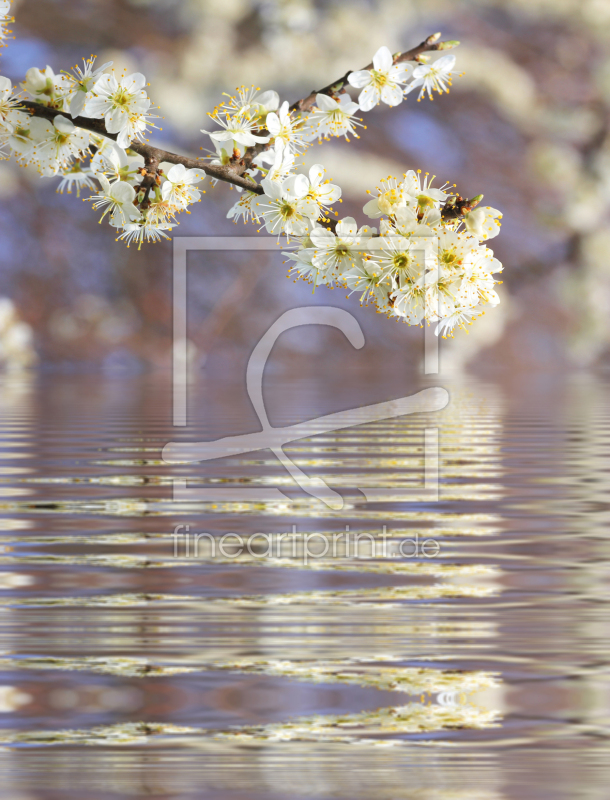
left=0, top=371, right=607, bottom=799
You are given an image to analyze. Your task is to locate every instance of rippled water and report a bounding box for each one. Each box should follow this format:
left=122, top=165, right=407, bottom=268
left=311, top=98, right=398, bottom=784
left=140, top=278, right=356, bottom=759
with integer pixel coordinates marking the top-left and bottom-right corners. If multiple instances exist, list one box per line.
left=0, top=371, right=608, bottom=799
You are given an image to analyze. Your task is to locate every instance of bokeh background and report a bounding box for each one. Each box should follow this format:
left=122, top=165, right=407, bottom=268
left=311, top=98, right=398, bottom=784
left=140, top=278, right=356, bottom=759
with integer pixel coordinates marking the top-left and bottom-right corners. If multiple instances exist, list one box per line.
left=1, top=0, right=610, bottom=378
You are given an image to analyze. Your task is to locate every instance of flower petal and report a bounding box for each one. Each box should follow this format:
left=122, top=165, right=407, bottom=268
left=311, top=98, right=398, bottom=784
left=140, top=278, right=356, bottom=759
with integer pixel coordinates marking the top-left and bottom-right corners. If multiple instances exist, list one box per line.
left=167, top=163, right=186, bottom=183
left=315, top=93, right=338, bottom=111
left=347, top=70, right=372, bottom=89
left=357, top=84, right=379, bottom=112
left=380, top=83, right=403, bottom=107
left=372, top=45, right=393, bottom=73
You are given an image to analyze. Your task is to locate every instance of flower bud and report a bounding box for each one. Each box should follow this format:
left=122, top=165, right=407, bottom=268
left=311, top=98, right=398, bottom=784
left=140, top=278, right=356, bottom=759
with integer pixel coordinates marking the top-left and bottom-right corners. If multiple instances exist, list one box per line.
left=23, top=67, right=47, bottom=92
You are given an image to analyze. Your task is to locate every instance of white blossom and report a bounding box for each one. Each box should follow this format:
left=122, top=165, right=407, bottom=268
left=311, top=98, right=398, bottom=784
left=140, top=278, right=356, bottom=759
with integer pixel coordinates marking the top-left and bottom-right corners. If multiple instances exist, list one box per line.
left=21, top=66, right=69, bottom=109
left=256, top=176, right=318, bottom=238
left=392, top=205, right=440, bottom=235
left=37, top=114, right=90, bottom=174
left=435, top=305, right=482, bottom=338
left=266, top=101, right=307, bottom=154
left=309, top=217, right=374, bottom=277
left=262, top=143, right=296, bottom=183
left=220, top=86, right=279, bottom=122
left=91, top=141, right=138, bottom=184
left=370, top=234, right=426, bottom=286
left=391, top=273, right=427, bottom=323
left=402, top=169, right=451, bottom=209
left=303, top=93, right=363, bottom=141
left=114, top=219, right=174, bottom=249
left=343, top=261, right=392, bottom=307
left=161, top=163, right=206, bottom=210
left=455, top=253, right=502, bottom=308
left=463, top=206, right=503, bottom=241
left=424, top=267, right=460, bottom=319
left=348, top=46, right=412, bottom=111
left=284, top=242, right=332, bottom=287
left=0, top=75, right=20, bottom=156
left=226, top=190, right=261, bottom=224
left=89, top=174, right=140, bottom=225
left=283, top=164, right=341, bottom=220
left=405, top=55, right=457, bottom=102
left=202, top=110, right=270, bottom=153
left=0, top=75, right=19, bottom=125
left=363, top=176, right=413, bottom=219
left=5, top=110, right=50, bottom=162
left=85, top=72, right=153, bottom=149
left=55, top=161, right=96, bottom=196
left=64, top=56, right=113, bottom=118
left=437, top=229, right=481, bottom=273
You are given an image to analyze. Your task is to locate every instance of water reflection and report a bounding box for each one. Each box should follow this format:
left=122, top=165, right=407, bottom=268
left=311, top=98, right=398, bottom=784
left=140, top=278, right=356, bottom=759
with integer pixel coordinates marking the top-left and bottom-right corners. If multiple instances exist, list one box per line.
left=0, top=373, right=608, bottom=798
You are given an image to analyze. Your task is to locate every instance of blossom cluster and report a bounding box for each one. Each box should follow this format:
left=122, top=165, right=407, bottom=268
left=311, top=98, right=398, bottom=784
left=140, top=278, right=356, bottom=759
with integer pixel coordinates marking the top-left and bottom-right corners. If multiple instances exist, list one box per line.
left=283, top=171, right=503, bottom=337
left=0, top=1, right=503, bottom=336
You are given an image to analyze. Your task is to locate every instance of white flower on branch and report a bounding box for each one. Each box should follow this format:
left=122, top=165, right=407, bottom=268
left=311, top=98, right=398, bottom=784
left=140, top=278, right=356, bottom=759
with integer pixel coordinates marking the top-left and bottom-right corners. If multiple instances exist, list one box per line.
left=0, top=75, right=19, bottom=122
left=435, top=305, right=482, bottom=338
left=372, top=234, right=426, bottom=287
left=348, top=46, right=412, bottom=111
left=89, top=174, right=141, bottom=225
left=343, top=261, right=392, bottom=307
left=90, top=141, right=138, bottom=184
left=259, top=143, right=296, bottom=183
left=219, top=86, right=280, bottom=123
left=402, top=168, right=452, bottom=211
left=405, top=55, right=457, bottom=102
left=463, top=206, right=503, bottom=241
left=21, top=66, right=69, bottom=109
left=309, top=217, right=375, bottom=277
left=161, top=163, right=206, bottom=210
left=84, top=71, right=154, bottom=149
left=37, top=114, right=90, bottom=175
left=391, top=273, right=428, bottom=324
left=63, top=56, right=113, bottom=118
left=455, top=254, right=502, bottom=309
left=113, top=219, right=175, bottom=249
left=424, top=267, right=460, bottom=319
left=303, top=93, right=363, bottom=141
left=226, top=189, right=261, bottom=225
left=437, top=229, right=481, bottom=273
left=266, top=101, right=307, bottom=154
left=362, top=175, right=414, bottom=219
left=202, top=110, right=270, bottom=153
left=5, top=110, right=50, bottom=162
left=392, top=205, right=440, bottom=235
left=55, top=161, right=96, bottom=196
left=284, top=244, right=326, bottom=287
left=283, top=164, right=341, bottom=220
left=257, top=176, right=318, bottom=238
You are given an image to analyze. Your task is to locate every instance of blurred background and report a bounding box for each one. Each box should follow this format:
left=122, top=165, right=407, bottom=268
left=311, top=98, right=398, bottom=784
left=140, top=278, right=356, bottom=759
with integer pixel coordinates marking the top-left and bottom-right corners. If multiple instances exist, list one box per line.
left=1, top=0, right=610, bottom=378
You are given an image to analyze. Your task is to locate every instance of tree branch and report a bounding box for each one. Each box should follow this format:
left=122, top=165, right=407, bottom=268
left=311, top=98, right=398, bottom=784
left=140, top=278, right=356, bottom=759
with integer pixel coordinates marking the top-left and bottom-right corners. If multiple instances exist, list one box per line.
left=241, top=32, right=459, bottom=166
left=289, top=32, right=459, bottom=113
left=21, top=32, right=458, bottom=200
left=21, top=100, right=264, bottom=194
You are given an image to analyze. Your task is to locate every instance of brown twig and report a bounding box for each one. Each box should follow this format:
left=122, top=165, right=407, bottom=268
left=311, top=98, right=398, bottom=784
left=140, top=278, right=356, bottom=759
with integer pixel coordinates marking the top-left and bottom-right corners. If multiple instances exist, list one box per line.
left=290, top=32, right=459, bottom=114
left=21, top=100, right=264, bottom=194
left=241, top=33, right=459, bottom=168
left=21, top=32, right=459, bottom=199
